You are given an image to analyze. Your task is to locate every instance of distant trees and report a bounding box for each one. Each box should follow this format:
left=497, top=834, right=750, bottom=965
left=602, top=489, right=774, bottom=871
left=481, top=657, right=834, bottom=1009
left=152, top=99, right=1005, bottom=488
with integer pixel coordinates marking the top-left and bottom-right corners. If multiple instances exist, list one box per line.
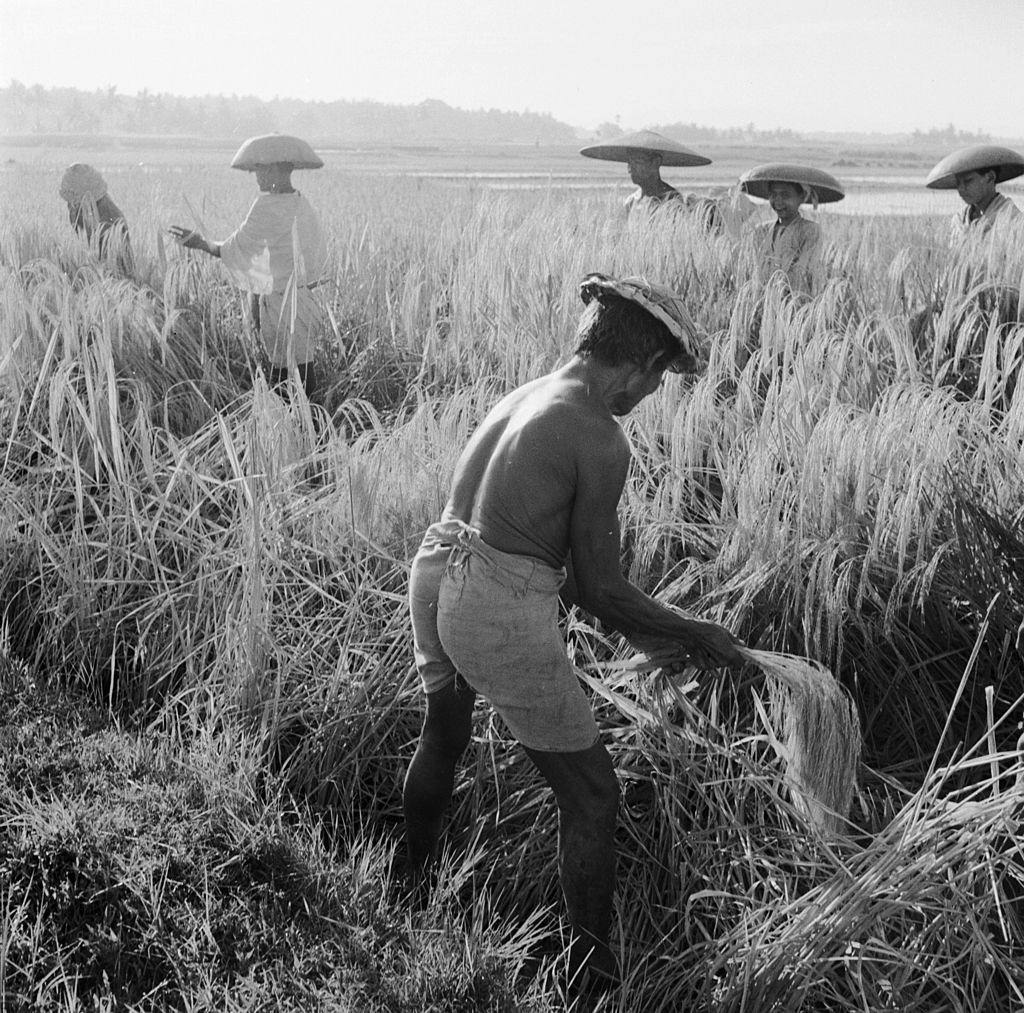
left=0, top=83, right=577, bottom=145
left=910, top=124, right=992, bottom=145
left=585, top=120, right=998, bottom=147
left=653, top=121, right=804, bottom=143
left=587, top=119, right=807, bottom=144
left=0, top=83, right=1001, bottom=149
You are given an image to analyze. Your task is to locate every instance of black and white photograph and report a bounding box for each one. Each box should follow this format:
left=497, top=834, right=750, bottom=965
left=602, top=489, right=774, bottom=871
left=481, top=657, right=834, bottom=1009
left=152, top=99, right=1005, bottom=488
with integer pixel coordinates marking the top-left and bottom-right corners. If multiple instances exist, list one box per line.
left=1, top=1, right=1022, bottom=1009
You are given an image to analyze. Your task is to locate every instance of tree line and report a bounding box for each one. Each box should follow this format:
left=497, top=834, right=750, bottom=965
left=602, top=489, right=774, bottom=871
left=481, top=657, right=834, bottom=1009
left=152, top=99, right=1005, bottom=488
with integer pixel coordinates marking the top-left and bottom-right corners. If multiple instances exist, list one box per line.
left=594, top=119, right=994, bottom=146
left=0, top=83, right=999, bottom=149
left=0, top=83, right=578, bottom=145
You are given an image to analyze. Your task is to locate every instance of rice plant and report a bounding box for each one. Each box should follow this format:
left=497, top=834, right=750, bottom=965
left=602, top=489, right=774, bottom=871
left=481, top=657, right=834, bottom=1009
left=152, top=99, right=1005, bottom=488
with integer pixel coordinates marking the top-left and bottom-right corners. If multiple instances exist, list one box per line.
left=1, top=161, right=1023, bottom=1010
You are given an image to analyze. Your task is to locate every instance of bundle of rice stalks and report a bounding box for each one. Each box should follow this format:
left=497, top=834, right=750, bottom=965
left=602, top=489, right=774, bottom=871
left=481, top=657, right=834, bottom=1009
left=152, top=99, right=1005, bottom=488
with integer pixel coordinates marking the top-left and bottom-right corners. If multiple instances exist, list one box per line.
left=738, top=646, right=861, bottom=835
left=610, top=643, right=861, bottom=835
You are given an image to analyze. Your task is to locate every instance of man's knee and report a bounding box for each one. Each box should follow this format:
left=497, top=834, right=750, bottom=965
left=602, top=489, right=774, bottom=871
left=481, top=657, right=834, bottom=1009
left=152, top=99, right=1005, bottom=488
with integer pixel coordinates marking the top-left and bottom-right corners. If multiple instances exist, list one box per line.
left=420, top=683, right=474, bottom=759
left=532, top=744, right=620, bottom=826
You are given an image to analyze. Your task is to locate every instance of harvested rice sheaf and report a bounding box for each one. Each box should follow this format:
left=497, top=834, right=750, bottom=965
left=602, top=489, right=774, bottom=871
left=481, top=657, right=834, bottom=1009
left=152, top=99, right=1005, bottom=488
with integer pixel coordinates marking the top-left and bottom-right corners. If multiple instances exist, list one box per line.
left=738, top=646, right=861, bottom=835
left=614, top=644, right=862, bottom=835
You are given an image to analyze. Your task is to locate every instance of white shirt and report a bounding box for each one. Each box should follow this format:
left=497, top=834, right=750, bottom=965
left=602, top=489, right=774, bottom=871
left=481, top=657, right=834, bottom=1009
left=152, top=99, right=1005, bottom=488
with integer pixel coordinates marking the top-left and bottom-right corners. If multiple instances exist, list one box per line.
left=950, top=191, right=1022, bottom=243
left=219, top=192, right=327, bottom=296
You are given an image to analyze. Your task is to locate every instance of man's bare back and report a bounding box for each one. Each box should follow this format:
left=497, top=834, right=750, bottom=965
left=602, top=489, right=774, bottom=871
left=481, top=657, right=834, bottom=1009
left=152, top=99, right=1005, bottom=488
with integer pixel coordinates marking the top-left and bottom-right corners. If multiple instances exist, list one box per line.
left=405, top=275, right=746, bottom=993
left=442, top=361, right=629, bottom=569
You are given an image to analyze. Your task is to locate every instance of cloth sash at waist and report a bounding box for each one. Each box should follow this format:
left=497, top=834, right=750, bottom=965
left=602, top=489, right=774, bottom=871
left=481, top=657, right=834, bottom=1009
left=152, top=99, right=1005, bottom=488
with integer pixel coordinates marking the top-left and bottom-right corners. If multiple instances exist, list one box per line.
left=423, top=518, right=566, bottom=598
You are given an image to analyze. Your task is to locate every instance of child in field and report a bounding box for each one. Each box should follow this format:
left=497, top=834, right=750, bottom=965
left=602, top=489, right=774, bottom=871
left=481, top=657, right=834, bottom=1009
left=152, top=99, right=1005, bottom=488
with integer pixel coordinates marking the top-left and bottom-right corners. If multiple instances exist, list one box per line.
left=168, top=133, right=328, bottom=398
left=740, top=163, right=845, bottom=296
left=925, top=143, right=1024, bottom=241
left=59, top=163, right=133, bottom=273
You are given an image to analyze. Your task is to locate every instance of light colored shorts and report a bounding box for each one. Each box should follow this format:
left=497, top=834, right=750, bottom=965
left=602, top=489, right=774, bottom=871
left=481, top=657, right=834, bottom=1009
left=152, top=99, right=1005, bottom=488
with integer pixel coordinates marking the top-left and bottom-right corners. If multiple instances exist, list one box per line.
left=409, top=519, right=600, bottom=753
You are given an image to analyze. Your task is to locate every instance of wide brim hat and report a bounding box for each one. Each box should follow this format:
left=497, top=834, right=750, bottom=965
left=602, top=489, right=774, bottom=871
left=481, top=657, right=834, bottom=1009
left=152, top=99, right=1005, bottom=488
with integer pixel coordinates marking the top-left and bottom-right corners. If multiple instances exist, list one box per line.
left=579, top=273, right=702, bottom=373
left=579, top=130, right=711, bottom=168
left=230, top=134, right=324, bottom=171
left=59, top=163, right=108, bottom=203
left=739, top=163, right=845, bottom=203
left=925, top=144, right=1024, bottom=189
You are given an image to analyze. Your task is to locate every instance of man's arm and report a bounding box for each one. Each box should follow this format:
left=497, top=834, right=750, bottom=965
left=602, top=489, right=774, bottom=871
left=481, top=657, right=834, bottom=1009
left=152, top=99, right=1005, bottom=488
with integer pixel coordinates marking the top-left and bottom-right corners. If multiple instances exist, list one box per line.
left=168, top=227, right=221, bottom=257
left=567, top=427, right=742, bottom=668
left=559, top=551, right=580, bottom=609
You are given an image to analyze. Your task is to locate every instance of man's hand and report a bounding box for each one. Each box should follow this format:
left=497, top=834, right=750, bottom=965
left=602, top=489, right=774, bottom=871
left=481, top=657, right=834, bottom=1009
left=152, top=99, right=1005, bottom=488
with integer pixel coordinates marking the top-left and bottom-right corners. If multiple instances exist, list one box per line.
left=626, top=621, right=745, bottom=671
left=686, top=620, right=746, bottom=670
left=168, top=226, right=206, bottom=251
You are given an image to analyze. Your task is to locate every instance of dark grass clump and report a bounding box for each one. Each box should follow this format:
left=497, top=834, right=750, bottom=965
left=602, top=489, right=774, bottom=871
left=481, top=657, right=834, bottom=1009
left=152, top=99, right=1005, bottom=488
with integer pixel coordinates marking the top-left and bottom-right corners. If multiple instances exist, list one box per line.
left=0, top=671, right=548, bottom=1012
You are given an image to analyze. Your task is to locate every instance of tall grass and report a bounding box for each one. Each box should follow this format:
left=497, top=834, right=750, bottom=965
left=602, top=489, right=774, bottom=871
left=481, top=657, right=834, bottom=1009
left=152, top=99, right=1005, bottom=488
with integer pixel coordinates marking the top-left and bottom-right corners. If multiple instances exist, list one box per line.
left=2, top=163, right=1023, bottom=1009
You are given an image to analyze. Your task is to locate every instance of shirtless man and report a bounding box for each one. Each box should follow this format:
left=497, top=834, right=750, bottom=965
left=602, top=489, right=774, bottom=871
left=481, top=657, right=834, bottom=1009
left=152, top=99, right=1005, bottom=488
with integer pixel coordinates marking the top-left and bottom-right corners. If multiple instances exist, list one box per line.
left=403, top=273, right=744, bottom=988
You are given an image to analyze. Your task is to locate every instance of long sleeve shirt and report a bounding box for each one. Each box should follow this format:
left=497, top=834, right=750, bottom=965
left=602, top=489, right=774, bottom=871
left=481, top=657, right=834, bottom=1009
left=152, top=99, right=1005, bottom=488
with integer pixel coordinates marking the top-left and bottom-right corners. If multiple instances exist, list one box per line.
left=754, top=215, right=822, bottom=295
left=624, top=186, right=684, bottom=213
left=950, top=192, right=1022, bottom=243
left=219, top=192, right=327, bottom=296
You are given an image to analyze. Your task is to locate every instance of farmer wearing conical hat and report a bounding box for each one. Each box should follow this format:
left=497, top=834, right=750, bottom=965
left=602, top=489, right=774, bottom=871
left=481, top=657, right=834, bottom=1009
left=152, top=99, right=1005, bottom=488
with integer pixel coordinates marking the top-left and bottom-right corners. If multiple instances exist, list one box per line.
left=926, top=144, right=1023, bottom=240
left=59, top=163, right=133, bottom=272
left=580, top=130, right=713, bottom=216
left=403, top=272, right=744, bottom=993
left=169, top=134, right=328, bottom=397
left=911, top=145, right=1024, bottom=371
left=740, top=164, right=845, bottom=296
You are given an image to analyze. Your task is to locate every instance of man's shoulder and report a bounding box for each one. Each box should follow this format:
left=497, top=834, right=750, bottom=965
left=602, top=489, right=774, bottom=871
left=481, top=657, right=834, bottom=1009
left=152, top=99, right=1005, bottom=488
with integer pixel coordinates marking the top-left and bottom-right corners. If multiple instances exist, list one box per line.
left=562, top=406, right=628, bottom=463
left=523, top=384, right=618, bottom=431
left=517, top=383, right=625, bottom=451
left=993, top=193, right=1022, bottom=219
left=238, top=193, right=275, bottom=226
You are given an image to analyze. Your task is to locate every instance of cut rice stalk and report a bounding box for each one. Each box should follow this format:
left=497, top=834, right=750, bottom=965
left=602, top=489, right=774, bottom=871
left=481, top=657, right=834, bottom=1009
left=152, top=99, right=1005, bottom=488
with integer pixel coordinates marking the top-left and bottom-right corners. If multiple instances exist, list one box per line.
left=737, top=646, right=861, bottom=835
left=601, top=644, right=861, bottom=835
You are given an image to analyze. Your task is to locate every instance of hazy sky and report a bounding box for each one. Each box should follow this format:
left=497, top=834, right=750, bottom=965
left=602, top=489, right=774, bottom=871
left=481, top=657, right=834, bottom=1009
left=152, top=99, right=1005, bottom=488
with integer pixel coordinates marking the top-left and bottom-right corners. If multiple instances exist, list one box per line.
left=2, top=0, right=1021, bottom=135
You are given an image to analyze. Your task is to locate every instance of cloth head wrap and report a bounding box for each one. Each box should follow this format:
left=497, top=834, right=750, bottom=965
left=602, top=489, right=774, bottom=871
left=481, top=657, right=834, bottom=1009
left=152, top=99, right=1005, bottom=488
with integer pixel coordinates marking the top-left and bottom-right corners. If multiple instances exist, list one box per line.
left=579, top=272, right=703, bottom=373
left=59, top=163, right=108, bottom=203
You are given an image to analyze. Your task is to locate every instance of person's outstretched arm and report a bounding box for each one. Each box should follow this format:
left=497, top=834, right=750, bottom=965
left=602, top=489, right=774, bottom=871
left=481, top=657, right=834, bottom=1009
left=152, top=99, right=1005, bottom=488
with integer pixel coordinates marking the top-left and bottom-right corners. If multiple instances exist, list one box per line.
left=568, top=425, right=743, bottom=669
left=168, top=226, right=221, bottom=257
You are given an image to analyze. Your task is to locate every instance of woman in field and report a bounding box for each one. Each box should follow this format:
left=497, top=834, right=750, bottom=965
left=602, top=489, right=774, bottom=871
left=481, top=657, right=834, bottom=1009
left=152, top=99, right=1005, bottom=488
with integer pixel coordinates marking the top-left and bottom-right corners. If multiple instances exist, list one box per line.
left=168, top=133, right=328, bottom=397
left=739, top=163, right=845, bottom=295
left=59, top=163, right=133, bottom=273
left=579, top=130, right=713, bottom=217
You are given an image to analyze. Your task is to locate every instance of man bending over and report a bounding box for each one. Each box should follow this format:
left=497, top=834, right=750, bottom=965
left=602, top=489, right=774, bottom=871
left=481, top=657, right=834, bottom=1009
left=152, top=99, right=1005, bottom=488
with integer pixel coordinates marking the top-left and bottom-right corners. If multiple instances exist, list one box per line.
left=403, top=273, right=743, bottom=989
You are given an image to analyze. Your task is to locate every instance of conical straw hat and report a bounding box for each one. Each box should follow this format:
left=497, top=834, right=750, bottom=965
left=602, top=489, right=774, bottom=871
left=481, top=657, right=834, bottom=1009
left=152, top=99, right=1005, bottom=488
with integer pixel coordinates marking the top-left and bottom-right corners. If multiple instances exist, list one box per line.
left=579, top=130, right=711, bottom=167
left=739, top=163, right=845, bottom=203
left=230, top=134, right=324, bottom=171
left=579, top=272, right=702, bottom=373
left=925, top=144, right=1024, bottom=189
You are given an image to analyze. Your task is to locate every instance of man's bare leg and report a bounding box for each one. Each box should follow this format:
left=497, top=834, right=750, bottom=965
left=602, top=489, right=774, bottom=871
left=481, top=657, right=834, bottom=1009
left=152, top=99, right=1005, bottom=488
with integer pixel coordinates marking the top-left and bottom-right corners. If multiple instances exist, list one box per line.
left=403, top=678, right=476, bottom=875
left=523, top=740, right=620, bottom=985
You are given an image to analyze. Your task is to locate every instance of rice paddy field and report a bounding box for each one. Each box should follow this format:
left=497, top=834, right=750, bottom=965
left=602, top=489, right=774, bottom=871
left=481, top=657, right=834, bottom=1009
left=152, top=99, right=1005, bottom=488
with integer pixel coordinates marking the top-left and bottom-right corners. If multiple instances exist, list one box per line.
left=2, top=148, right=1024, bottom=1011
